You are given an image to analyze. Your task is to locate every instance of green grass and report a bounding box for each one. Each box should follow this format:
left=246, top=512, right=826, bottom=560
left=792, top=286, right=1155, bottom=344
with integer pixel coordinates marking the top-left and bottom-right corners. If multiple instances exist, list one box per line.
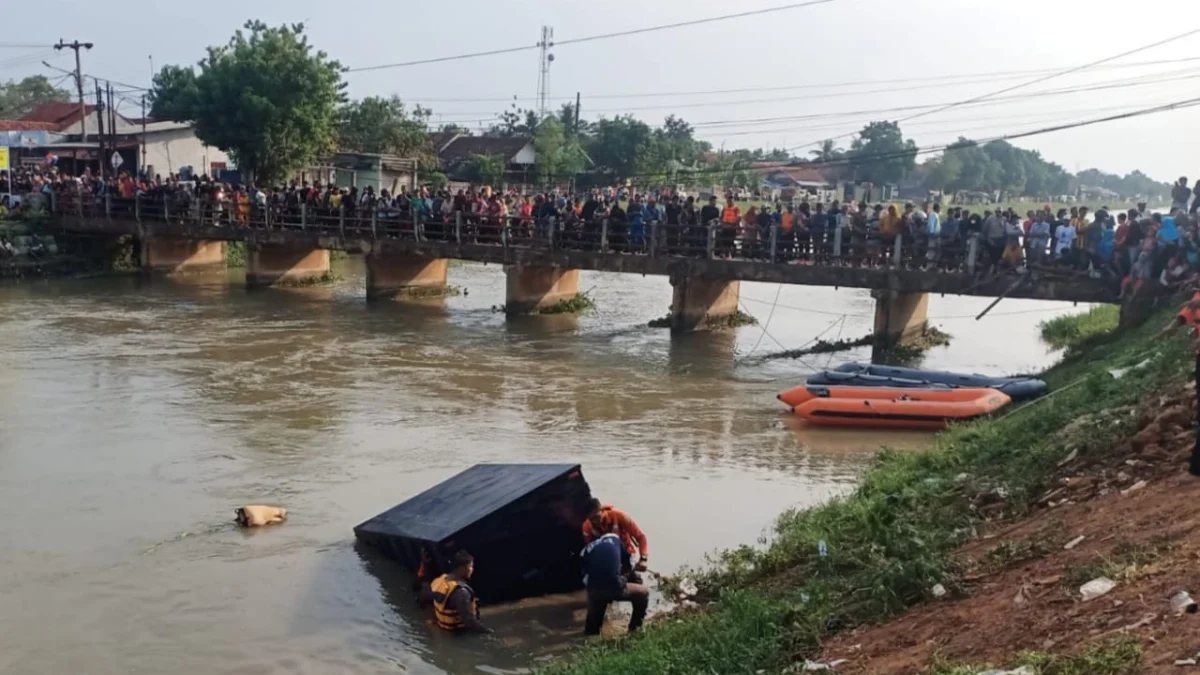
left=929, top=638, right=1142, bottom=675
left=1039, top=306, right=1120, bottom=353
left=542, top=299, right=1190, bottom=675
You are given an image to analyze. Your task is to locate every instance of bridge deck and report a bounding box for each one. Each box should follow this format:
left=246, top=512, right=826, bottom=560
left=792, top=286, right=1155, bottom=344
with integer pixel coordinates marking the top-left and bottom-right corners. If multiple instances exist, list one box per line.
left=48, top=203, right=1119, bottom=304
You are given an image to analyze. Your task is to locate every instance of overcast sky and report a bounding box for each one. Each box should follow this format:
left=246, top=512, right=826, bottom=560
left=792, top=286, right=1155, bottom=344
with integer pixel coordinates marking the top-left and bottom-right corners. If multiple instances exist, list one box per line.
left=5, top=0, right=1199, bottom=181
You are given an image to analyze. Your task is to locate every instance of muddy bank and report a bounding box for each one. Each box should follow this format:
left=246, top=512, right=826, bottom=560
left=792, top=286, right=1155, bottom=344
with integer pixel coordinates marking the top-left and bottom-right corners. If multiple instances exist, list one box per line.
left=540, top=301, right=1194, bottom=675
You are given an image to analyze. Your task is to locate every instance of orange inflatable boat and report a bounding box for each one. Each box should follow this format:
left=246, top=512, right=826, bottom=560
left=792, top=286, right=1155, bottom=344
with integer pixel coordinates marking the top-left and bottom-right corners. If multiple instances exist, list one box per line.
left=777, top=385, right=1011, bottom=430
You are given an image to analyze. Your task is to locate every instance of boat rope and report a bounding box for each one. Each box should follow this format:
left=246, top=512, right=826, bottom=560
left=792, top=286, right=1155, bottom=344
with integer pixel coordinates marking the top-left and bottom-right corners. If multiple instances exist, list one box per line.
left=744, top=284, right=784, bottom=357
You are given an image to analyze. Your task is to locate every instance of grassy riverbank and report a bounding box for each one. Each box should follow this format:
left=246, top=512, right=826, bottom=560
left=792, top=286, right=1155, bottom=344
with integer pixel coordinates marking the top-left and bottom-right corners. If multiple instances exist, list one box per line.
left=544, top=302, right=1189, bottom=674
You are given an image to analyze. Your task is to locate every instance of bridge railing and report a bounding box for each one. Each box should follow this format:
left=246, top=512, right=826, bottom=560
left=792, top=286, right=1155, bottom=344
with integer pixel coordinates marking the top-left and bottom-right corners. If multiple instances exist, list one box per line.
left=49, top=191, right=1006, bottom=273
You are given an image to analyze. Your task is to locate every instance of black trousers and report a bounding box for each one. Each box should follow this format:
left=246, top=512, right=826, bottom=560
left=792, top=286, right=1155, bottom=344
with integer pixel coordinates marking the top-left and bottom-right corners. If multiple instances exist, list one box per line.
left=584, top=584, right=649, bottom=636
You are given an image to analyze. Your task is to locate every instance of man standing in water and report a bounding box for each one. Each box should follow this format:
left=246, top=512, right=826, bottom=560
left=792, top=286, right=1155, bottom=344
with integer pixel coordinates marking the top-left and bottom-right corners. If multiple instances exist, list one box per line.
left=581, top=498, right=650, bottom=581
left=1162, top=292, right=1200, bottom=476
left=420, top=550, right=493, bottom=634
left=581, top=533, right=650, bottom=636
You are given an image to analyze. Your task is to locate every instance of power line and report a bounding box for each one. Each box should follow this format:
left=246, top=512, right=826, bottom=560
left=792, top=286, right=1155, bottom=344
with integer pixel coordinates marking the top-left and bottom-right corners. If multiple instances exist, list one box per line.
left=347, top=0, right=840, bottom=72
left=899, top=26, right=1200, bottom=125
left=785, top=26, right=1200, bottom=152
left=531, top=94, right=1200, bottom=182
left=398, top=55, right=1200, bottom=103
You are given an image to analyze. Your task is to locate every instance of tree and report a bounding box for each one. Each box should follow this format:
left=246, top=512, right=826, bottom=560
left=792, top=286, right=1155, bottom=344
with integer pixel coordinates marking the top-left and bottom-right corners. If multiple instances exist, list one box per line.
left=847, top=121, right=918, bottom=184
left=0, top=75, right=72, bottom=118
left=583, top=115, right=653, bottom=182
left=148, top=21, right=345, bottom=185
left=532, top=116, right=586, bottom=186
left=809, top=139, right=844, bottom=163
left=490, top=106, right=539, bottom=137
left=337, top=95, right=434, bottom=162
left=464, top=153, right=505, bottom=187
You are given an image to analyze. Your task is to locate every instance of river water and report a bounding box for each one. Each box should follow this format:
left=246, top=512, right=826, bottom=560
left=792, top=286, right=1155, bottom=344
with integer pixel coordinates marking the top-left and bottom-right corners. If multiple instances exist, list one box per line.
left=0, top=259, right=1084, bottom=675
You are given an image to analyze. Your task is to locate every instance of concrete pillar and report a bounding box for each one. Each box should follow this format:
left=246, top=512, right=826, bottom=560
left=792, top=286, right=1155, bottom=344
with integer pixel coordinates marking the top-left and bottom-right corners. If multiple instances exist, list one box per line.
left=246, top=245, right=331, bottom=287
left=504, top=265, right=580, bottom=315
left=141, top=238, right=226, bottom=274
left=669, top=273, right=741, bottom=332
left=872, top=290, right=930, bottom=343
left=365, top=253, right=449, bottom=300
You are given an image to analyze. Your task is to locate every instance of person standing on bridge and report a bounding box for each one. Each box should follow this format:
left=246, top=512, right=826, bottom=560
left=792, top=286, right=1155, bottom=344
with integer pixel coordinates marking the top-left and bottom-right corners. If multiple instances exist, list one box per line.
left=720, top=197, right=741, bottom=259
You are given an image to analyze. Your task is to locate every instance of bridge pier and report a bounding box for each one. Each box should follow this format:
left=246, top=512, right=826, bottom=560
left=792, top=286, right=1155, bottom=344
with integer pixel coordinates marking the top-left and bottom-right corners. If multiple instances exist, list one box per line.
left=504, top=265, right=580, bottom=315
left=365, top=253, right=449, bottom=300
left=141, top=238, right=226, bottom=275
left=872, top=290, right=930, bottom=343
left=669, top=273, right=741, bottom=332
left=246, top=245, right=330, bottom=287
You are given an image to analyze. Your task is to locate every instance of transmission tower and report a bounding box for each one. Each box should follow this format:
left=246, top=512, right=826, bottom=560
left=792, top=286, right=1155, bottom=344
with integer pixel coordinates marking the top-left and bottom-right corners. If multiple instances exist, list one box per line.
left=536, top=25, right=554, bottom=119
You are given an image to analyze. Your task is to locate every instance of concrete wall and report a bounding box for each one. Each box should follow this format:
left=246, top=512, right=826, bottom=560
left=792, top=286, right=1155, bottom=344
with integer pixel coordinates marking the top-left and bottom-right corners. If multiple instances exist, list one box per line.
left=365, top=254, right=448, bottom=299
left=246, top=246, right=330, bottom=287
left=505, top=265, right=580, bottom=315
left=872, top=290, right=930, bottom=343
left=141, top=238, right=226, bottom=274
left=140, top=128, right=230, bottom=178
left=670, top=274, right=741, bottom=332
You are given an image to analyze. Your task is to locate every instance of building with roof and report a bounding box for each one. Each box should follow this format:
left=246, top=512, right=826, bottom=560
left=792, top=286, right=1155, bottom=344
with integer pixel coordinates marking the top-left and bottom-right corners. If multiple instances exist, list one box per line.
left=434, top=133, right=537, bottom=187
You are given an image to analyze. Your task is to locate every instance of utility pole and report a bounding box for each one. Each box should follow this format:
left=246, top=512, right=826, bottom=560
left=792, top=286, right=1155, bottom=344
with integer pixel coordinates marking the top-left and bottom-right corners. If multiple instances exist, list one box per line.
left=573, top=92, right=581, bottom=135
left=141, top=95, right=148, bottom=176
left=535, top=26, right=554, bottom=119
left=54, top=39, right=94, bottom=143
left=94, top=81, right=106, bottom=178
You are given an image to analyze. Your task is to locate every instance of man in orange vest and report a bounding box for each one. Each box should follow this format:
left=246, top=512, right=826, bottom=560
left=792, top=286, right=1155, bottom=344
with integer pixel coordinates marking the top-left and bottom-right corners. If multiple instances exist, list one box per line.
left=1162, top=291, right=1200, bottom=476
left=581, top=498, right=649, bottom=580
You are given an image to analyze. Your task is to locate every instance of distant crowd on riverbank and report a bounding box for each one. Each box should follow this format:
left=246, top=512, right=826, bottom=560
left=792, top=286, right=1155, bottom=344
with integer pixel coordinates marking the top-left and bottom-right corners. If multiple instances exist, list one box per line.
left=8, top=166, right=1200, bottom=294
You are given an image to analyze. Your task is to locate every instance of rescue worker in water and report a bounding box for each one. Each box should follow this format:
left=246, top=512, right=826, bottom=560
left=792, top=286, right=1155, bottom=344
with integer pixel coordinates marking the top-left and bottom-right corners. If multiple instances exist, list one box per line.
left=1161, top=290, right=1200, bottom=477
left=419, top=550, right=493, bottom=634
left=581, top=498, right=650, bottom=581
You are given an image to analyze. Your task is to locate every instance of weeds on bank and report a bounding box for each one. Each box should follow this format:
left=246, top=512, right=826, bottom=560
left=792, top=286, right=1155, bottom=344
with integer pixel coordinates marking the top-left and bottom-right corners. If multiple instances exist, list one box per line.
left=542, top=301, right=1190, bottom=675
left=927, top=638, right=1142, bottom=675
left=1039, top=305, right=1120, bottom=353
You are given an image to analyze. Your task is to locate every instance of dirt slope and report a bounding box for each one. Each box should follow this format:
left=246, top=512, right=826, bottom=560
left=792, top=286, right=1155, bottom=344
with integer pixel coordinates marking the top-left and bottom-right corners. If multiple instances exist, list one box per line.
left=818, top=383, right=1200, bottom=674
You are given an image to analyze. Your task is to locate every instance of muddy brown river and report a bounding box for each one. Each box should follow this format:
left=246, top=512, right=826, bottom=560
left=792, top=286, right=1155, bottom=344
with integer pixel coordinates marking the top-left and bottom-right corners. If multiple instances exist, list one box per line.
left=0, top=259, right=1082, bottom=674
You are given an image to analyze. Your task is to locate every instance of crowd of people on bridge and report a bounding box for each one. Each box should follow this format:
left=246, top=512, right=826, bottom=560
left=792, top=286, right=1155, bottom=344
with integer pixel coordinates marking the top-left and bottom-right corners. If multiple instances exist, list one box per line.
left=7, top=163, right=1200, bottom=297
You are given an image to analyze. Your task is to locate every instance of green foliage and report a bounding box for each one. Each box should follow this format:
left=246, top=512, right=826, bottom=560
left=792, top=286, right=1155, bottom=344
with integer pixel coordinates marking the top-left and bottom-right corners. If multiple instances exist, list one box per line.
left=584, top=116, right=653, bottom=182
left=1076, top=168, right=1170, bottom=202
left=538, top=293, right=595, bottom=315
left=543, top=302, right=1190, bottom=675
left=149, top=21, right=345, bottom=185
left=337, top=96, right=434, bottom=164
left=1039, top=306, right=1120, bottom=352
left=848, top=121, right=918, bottom=184
left=423, top=170, right=449, bottom=192
left=533, top=117, right=587, bottom=187
left=463, top=153, right=506, bottom=188
left=225, top=241, right=246, bottom=267
left=809, top=138, right=845, bottom=163
left=0, top=75, right=71, bottom=118
left=928, top=639, right=1142, bottom=675
left=925, top=138, right=1073, bottom=197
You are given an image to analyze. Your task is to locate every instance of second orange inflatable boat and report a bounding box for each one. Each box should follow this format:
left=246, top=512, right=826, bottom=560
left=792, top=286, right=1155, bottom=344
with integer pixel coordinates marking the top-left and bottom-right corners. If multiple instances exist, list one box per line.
left=777, top=385, right=1011, bottom=430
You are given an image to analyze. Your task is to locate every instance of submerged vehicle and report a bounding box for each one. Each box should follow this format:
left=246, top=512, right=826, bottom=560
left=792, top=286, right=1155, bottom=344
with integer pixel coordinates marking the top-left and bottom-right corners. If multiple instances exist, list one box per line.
left=778, top=384, right=1011, bottom=430
left=354, top=463, right=594, bottom=603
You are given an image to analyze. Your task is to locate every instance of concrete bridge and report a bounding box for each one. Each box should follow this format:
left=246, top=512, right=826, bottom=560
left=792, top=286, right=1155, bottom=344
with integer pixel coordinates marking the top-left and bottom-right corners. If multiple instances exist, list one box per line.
left=47, top=196, right=1118, bottom=339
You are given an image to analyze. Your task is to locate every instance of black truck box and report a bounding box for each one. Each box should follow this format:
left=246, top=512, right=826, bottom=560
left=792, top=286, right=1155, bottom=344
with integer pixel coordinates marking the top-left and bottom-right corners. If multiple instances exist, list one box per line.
left=354, top=463, right=593, bottom=603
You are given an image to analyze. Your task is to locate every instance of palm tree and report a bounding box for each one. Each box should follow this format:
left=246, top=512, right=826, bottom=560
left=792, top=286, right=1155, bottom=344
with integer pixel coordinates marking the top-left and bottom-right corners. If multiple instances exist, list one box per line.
left=809, top=139, right=843, bottom=164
